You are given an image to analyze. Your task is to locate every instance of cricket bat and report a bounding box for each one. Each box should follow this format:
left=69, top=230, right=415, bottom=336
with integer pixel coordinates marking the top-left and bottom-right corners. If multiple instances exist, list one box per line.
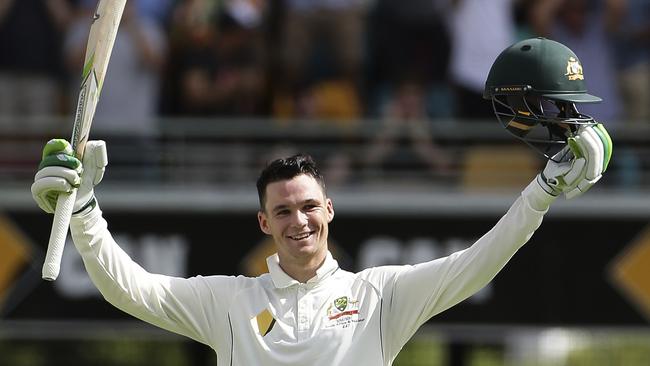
left=42, top=0, right=127, bottom=281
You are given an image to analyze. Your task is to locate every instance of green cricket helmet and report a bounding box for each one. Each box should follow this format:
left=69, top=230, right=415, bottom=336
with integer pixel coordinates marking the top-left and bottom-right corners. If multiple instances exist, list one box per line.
left=484, top=37, right=601, bottom=161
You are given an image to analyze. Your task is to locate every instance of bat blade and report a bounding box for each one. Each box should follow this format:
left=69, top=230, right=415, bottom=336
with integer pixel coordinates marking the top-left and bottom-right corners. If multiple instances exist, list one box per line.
left=42, top=0, right=127, bottom=281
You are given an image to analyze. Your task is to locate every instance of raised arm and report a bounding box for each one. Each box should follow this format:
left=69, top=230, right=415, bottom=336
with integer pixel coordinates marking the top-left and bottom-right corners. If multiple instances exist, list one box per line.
left=31, top=139, right=237, bottom=347
left=372, top=124, right=611, bottom=359
left=68, top=206, right=238, bottom=347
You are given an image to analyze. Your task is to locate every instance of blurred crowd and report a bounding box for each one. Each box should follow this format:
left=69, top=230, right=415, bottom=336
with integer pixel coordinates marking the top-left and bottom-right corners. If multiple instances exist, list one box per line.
left=1, top=0, right=648, bottom=126
left=0, top=0, right=648, bottom=187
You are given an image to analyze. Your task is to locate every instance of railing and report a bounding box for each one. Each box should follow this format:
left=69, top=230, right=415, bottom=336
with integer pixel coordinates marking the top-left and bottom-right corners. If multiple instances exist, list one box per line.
left=1, top=116, right=648, bottom=192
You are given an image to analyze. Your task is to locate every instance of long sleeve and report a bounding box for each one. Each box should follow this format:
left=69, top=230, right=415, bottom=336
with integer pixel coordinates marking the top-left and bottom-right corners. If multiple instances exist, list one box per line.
left=69, top=206, right=242, bottom=349
left=365, top=180, right=556, bottom=360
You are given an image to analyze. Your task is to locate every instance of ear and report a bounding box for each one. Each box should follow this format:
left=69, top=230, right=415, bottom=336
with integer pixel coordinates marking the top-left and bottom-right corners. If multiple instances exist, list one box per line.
left=326, top=198, right=334, bottom=223
left=258, top=211, right=272, bottom=235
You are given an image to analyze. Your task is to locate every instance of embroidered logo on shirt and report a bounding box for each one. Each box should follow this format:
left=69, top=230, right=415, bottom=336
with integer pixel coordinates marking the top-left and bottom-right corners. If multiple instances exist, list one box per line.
left=334, top=296, right=348, bottom=312
left=252, top=309, right=276, bottom=336
left=327, top=296, right=359, bottom=320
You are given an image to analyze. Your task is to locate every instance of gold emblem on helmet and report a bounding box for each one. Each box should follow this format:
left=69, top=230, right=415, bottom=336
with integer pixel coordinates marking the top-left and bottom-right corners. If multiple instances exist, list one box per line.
left=565, top=57, right=584, bottom=81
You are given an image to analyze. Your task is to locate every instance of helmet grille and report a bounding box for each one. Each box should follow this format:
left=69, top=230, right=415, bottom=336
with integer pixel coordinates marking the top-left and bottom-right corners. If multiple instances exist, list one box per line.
left=491, top=93, right=597, bottom=161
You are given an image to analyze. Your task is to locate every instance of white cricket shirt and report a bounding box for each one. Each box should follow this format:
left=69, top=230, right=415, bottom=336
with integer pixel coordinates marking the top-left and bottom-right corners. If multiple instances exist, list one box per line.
left=70, top=181, right=554, bottom=365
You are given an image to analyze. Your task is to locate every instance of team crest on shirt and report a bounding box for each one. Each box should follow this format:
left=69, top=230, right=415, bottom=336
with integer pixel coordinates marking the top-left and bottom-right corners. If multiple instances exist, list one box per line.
left=325, top=296, right=364, bottom=329
left=565, top=57, right=584, bottom=81
left=334, top=296, right=348, bottom=312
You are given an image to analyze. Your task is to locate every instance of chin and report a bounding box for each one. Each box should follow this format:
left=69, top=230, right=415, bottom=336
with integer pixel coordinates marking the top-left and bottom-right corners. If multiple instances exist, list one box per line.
left=294, top=244, right=318, bottom=255
left=292, top=241, right=322, bottom=256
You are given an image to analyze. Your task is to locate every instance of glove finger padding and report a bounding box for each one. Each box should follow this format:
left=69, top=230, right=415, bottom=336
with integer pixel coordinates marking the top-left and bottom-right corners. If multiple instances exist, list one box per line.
left=83, top=141, right=108, bottom=185
left=32, top=166, right=82, bottom=213
left=538, top=124, right=612, bottom=199
left=32, top=176, right=75, bottom=213
left=32, top=140, right=83, bottom=214
left=564, top=124, right=612, bottom=199
left=576, top=127, right=604, bottom=181
left=34, top=166, right=81, bottom=186
left=594, top=123, right=613, bottom=171
left=73, top=140, right=108, bottom=213
left=31, top=139, right=108, bottom=214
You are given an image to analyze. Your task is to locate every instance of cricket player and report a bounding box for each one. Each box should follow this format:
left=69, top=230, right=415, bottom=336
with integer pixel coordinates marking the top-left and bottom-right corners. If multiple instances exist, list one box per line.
left=31, top=38, right=612, bottom=365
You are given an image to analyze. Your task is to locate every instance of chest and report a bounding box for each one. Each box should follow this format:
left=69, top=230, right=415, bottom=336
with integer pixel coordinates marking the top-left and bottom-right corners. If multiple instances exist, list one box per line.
left=225, top=280, right=385, bottom=365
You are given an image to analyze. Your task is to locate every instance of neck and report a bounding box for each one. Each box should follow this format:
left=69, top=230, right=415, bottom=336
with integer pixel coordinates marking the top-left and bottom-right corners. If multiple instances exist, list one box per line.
left=278, top=251, right=327, bottom=283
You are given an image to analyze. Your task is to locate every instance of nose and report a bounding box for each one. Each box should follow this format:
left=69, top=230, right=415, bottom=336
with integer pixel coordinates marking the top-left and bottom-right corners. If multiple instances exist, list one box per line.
left=290, top=210, right=309, bottom=227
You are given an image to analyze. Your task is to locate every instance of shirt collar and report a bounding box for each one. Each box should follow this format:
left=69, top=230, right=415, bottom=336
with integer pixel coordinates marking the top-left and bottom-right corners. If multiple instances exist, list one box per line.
left=266, top=251, right=339, bottom=289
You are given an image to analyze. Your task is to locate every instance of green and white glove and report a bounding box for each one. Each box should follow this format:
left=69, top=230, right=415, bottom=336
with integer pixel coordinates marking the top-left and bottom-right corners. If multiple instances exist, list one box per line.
left=31, top=139, right=108, bottom=215
left=537, top=123, right=612, bottom=199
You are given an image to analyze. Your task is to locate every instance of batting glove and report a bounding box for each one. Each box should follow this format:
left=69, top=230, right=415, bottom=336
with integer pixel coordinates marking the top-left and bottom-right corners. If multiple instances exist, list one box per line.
left=537, top=124, right=612, bottom=199
left=31, top=139, right=108, bottom=215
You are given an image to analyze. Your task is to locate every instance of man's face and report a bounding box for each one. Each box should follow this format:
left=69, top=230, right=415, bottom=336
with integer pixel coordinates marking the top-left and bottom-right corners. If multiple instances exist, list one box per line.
left=257, top=174, right=334, bottom=265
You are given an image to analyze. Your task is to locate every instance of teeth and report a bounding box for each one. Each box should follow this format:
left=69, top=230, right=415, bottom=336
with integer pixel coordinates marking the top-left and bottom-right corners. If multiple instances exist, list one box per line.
left=291, top=233, right=310, bottom=240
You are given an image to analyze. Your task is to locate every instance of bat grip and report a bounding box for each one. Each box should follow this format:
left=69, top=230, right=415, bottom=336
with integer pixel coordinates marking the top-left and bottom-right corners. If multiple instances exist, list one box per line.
left=42, top=189, right=78, bottom=281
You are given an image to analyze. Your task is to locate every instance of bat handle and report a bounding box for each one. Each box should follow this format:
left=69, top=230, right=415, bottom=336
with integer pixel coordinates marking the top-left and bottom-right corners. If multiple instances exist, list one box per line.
left=42, top=189, right=78, bottom=281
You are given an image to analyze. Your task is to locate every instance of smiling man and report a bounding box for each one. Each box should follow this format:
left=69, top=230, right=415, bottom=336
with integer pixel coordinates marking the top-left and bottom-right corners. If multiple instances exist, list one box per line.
left=256, top=160, right=334, bottom=283
left=31, top=38, right=612, bottom=366
left=32, top=146, right=607, bottom=365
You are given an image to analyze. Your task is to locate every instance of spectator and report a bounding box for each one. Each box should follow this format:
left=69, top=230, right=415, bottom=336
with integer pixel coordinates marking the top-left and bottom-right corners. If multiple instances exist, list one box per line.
left=605, top=0, right=650, bottom=123
left=0, top=0, right=73, bottom=122
left=165, top=0, right=267, bottom=117
left=64, top=0, right=167, bottom=136
left=529, top=0, right=622, bottom=123
left=447, top=0, right=517, bottom=120
left=210, top=4, right=267, bottom=117
left=64, top=0, right=167, bottom=180
left=163, top=0, right=219, bottom=116
left=131, top=0, right=175, bottom=27
left=363, top=80, right=452, bottom=181
left=365, top=0, right=452, bottom=120
left=604, top=0, right=648, bottom=188
left=273, top=0, right=367, bottom=120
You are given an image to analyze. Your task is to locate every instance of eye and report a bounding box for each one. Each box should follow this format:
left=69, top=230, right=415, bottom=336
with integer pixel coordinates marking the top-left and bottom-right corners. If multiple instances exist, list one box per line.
left=303, top=204, right=318, bottom=211
left=275, top=209, right=290, bottom=217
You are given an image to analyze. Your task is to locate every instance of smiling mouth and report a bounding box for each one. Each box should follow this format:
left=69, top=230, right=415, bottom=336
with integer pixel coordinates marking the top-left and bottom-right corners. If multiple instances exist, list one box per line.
left=288, top=232, right=314, bottom=241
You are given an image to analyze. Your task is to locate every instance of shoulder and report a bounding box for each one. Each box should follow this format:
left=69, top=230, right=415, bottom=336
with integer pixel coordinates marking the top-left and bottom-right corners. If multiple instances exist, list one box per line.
left=188, top=273, right=264, bottom=293
left=349, top=265, right=410, bottom=291
left=357, top=265, right=410, bottom=279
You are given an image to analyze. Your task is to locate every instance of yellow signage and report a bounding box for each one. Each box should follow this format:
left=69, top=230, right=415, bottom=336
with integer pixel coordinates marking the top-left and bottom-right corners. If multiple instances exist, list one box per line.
left=0, top=215, right=33, bottom=306
left=610, top=225, right=650, bottom=321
